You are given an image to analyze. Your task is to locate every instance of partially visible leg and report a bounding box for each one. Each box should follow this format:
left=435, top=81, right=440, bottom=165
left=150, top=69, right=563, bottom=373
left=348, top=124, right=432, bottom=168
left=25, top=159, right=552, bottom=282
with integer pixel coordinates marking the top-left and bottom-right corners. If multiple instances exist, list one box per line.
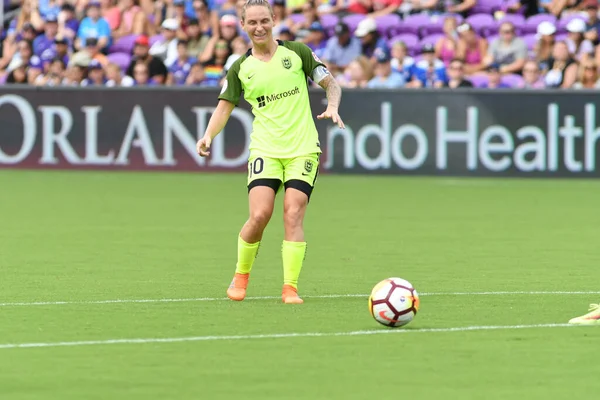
left=280, top=154, right=319, bottom=304
left=228, top=156, right=282, bottom=301
left=227, top=186, right=277, bottom=301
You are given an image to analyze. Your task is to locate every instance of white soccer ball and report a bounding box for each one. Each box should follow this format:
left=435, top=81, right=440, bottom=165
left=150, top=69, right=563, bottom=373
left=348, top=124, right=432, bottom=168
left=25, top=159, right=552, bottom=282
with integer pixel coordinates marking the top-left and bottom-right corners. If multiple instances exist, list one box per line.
left=368, top=277, right=420, bottom=328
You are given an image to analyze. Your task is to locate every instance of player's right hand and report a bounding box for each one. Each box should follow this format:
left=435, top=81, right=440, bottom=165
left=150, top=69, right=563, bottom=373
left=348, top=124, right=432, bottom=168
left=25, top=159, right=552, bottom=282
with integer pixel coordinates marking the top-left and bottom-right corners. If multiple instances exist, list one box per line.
left=196, top=136, right=212, bottom=157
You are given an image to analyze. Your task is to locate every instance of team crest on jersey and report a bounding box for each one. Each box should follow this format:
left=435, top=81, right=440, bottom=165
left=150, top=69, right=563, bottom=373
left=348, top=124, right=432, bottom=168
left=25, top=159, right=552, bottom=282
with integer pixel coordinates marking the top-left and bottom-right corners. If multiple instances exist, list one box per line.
left=304, top=160, right=314, bottom=173
left=281, top=56, right=292, bottom=69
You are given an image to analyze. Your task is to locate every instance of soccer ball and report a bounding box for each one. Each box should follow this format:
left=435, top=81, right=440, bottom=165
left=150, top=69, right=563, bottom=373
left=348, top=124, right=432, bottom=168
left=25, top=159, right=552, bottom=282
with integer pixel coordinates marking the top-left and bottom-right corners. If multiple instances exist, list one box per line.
left=368, top=278, right=420, bottom=328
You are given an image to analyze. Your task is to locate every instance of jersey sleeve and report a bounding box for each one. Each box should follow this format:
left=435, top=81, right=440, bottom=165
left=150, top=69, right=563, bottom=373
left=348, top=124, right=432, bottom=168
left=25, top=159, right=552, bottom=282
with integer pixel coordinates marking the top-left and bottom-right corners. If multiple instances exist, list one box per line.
left=284, top=41, right=326, bottom=78
left=217, top=57, right=243, bottom=105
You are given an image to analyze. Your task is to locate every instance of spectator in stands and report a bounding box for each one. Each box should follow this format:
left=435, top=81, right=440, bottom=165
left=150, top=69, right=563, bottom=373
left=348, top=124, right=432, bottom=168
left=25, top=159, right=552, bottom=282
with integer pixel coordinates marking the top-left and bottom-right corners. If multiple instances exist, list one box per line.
left=111, top=0, right=148, bottom=39
left=573, top=60, right=600, bottom=88
left=272, top=0, right=289, bottom=37
left=34, top=57, right=65, bottom=86
left=354, top=18, right=389, bottom=61
left=5, top=59, right=28, bottom=84
left=519, top=60, right=546, bottom=88
left=173, top=0, right=191, bottom=33
left=33, top=14, right=59, bottom=56
left=189, top=0, right=219, bottom=38
left=367, top=48, right=405, bottom=88
left=58, top=3, right=80, bottom=41
left=76, top=1, right=112, bottom=52
left=322, top=22, right=362, bottom=75
left=200, top=38, right=231, bottom=86
left=126, top=35, right=168, bottom=84
left=218, top=14, right=240, bottom=45
left=41, top=37, right=70, bottom=71
left=408, top=43, right=446, bottom=88
left=565, top=18, right=594, bottom=62
left=483, top=22, right=527, bottom=74
left=81, top=59, right=107, bottom=85
left=277, top=26, right=295, bottom=41
left=219, top=0, right=239, bottom=17
left=106, top=62, right=135, bottom=86
left=534, top=21, right=556, bottom=71
left=224, top=36, right=249, bottom=72
left=8, top=39, right=43, bottom=83
left=585, top=1, right=600, bottom=45
left=483, top=63, right=510, bottom=88
left=131, top=60, right=157, bottom=85
left=435, top=16, right=458, bottom=67
left=347, top=0, right=402, bottom=18
left=336, top=55, right=373, bottom=88
left=63, top=60, right=88, bottom=86
left=318, top=0, right=349, bottom=14
left=186, top=19, right=210, bottom=58
left=302, top=22, right=327, bottom=57
left=150, top=18, right=180, bottom=67
left=290, top=1, right=320, bottom=41
left=167, top=40, right=195, bottom=85
left=185, top=62, right=211, bottom=85
left=543, top=41, right=577, bottom=88
left=390, top=40, right=415, bottom=82
left=286, top=0, right=311, bottom=14
left=442, top=58, right=473, bottom=88
left=455, top=23, right=487, bottom=75
left=446, top=0, right=476, bottom=15
left=82, top=37, right=109, bottom=66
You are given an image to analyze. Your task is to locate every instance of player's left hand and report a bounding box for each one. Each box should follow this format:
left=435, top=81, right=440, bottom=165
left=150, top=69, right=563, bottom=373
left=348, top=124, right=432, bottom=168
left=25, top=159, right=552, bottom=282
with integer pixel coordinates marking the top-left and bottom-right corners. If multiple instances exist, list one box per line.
left=317, top=107, right=345, bottom=129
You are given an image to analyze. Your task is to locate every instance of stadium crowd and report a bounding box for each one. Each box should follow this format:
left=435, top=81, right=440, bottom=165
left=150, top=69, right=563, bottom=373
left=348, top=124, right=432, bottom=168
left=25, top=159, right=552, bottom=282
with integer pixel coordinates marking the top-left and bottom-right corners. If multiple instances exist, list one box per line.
left=1, top=0, right=600, bottom=88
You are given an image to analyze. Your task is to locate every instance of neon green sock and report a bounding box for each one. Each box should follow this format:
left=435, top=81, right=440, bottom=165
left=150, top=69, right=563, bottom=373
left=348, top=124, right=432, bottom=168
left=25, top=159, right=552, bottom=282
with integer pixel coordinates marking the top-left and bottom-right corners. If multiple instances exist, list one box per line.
left=282, top=240, right=307, bottom=289
left=235, top=236, right=260, bottom=275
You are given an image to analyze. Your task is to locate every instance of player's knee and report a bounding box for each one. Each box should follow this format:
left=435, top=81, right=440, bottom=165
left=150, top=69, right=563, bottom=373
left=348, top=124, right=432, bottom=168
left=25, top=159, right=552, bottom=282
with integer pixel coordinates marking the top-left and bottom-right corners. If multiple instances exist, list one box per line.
left=249, top=208, right=272, bottom=230
left=283, top=203, right=305, bottom=229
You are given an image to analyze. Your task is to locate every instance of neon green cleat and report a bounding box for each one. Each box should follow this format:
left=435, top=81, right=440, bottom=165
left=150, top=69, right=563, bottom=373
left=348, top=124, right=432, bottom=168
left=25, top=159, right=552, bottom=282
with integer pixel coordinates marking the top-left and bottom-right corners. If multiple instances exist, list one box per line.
left=569, top=304, right=600, bottom=325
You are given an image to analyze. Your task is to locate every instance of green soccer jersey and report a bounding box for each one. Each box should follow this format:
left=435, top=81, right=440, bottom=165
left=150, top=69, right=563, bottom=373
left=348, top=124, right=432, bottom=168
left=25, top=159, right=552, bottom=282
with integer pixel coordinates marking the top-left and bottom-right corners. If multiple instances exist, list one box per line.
left=218, top=40, right=324, bottom=159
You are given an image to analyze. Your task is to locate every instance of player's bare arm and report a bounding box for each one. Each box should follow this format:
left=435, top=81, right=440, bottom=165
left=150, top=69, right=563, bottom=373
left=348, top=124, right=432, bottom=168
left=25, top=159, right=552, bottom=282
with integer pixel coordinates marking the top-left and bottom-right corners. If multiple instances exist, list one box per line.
left=196, top=100, right=235, bottom=157
left=316, top=73, right=345, bottom=129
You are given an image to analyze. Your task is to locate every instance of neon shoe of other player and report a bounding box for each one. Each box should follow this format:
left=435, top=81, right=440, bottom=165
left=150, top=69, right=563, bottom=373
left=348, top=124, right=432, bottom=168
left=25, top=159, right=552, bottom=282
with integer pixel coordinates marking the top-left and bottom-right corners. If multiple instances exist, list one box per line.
left=568, top=303, right=600, bottom=325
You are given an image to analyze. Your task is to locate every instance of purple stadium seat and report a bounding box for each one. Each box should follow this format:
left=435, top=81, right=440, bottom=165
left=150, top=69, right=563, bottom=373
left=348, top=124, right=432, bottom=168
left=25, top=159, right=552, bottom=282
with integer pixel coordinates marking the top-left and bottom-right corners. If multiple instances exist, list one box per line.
left=491, top=14, right=526, bottom=35
left=486, top=34, right=499, bottom=43
left=375, top=14, right=402, bottom=38
left=389, top=33, right=419, bottom=56
left=342, top=14, right=365, bottom=34
left=289, top=14, right=304, bottom=24
left=501, top=73, right=524, bottom=88
left=523, top=33, right=537, bottom=55
left=469, top=74, right=489, bottom=87
left=423, top=13, right=464, bottom=36
left=524, top=14, right=557, bottom=34
left=321, top=14, right=339, bottom=36
left=109, top=34, right=139, bottom=54
left=399, top=14, right=431, bottom=36
left=469, top=0, right=503, bottom=15
left=419, top=33, right=444, bottom=48
left=466, top=14, right=495, bottom=37
left=0, top=74, right=6, bottom=85
left=107, top=52, right=132, bottom=71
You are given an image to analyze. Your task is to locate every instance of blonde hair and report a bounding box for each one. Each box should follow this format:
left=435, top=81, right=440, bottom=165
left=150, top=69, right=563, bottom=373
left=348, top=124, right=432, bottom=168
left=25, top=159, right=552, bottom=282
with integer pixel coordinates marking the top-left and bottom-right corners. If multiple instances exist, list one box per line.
left=241, top=0, right=274, bottom=22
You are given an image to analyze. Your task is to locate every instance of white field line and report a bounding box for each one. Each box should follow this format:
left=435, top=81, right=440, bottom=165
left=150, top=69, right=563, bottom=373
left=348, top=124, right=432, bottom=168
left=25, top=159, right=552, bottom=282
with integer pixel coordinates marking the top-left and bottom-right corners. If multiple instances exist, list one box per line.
left=0, top=323, right=578, bottom=350
left=1, top=291, right=600, bottom=308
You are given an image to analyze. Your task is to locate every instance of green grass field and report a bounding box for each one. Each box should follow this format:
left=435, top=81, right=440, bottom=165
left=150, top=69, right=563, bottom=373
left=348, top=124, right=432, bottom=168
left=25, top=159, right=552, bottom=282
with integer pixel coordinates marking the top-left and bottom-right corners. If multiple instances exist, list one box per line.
left=0, top=170, right=599, bottom=399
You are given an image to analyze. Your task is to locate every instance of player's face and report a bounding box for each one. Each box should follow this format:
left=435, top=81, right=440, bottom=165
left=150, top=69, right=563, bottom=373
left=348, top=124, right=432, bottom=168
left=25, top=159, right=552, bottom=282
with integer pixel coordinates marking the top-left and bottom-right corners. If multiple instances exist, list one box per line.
left=242, top=5, right=274, bottom=45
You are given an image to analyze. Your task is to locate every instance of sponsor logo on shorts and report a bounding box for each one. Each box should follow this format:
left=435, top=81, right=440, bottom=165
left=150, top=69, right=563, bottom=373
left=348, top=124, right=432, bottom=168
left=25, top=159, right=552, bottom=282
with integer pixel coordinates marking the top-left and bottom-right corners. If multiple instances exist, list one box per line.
left=256, top=86, right=300, bottom=108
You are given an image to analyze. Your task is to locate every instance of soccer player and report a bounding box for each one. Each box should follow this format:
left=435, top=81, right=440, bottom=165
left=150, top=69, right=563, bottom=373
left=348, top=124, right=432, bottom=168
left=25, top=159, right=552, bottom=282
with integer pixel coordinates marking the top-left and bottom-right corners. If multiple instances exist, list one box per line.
left=196, top=0, right=344, bottom=304
left=569, top=304, right=600, bottom=325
